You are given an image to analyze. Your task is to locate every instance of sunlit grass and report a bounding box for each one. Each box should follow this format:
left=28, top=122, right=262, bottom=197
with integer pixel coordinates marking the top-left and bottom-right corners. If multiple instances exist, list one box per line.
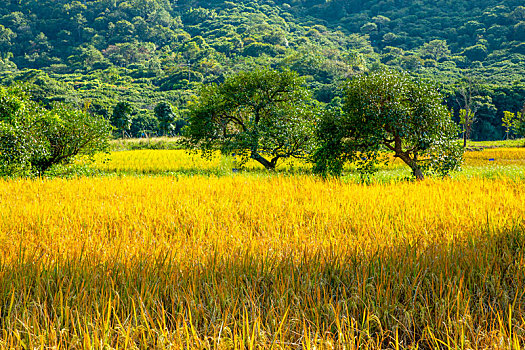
left=467, top=138, right=525, bottom=148
left=92, top=148, right=525, bottom=181
left=1, top=174, right=525, bottom=348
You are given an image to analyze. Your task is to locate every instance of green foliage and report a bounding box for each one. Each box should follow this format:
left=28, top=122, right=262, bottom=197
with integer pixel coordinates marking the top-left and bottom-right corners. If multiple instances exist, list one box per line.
left=314, top=69, right=463, bottom=180
left=111, top=102, right=133, bottom=136
left=129, top=109, right=158, bottom=138
left=154, top=101, right=178, bottom=136
left=0, top=0, right=524, bottom=143
left=0, top=88, right=37, bottom=176
left=502, top=111, right=517, bottom=139
left=512, top=106, right=525, bottom=138
left=184, top=69, right=318, bottom=170
left=30, top=104, right=112, bottom=174
left=0, top=85, right=111, bottom=176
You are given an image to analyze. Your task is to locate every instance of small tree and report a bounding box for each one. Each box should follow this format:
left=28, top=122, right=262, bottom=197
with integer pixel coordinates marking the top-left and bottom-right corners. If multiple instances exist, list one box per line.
left=111, top=101, right=133, bottom=138
left=455, top=77, right=480, bottom=147
left=512, top=103, right=525, bottom=138
left=0, top=87, right=37, bottom=176
left=31, top=104, right=111, bottom=174
left=419, top=40, right=451, bottom=61
left=502, top=111, right=517, bottom=140
left=313, top=69, right=462, bottom=180
left=183, top=69, right=318, bottom=170
left=154, top=101, right=177, bottom=136
left=0, top=85, right=111, bottom=176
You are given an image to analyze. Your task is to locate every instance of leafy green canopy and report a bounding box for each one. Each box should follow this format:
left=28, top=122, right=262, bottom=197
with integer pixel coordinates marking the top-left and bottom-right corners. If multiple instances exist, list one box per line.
left=154, top=101, right=179, bottom=136
left=314, top=70, right=463, bottom=180
left=183, top=69, right=318, bottom=170
left=0, top=85, right=111, bottom=177
left=111, top=101, right=133, bottom=136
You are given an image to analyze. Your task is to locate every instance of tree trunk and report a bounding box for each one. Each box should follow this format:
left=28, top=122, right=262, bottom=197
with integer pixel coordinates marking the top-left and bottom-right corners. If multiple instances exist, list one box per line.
left=411, top=165, right=424, bottom=181
left=251, top=151, right=275, bottom=170
left=463, top=130, right=467, bottom=148
left=396, top=151, right=425, bottom=180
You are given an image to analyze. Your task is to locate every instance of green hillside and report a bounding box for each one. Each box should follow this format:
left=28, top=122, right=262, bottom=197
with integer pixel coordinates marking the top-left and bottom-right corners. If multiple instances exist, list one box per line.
left=0, top=0, right=524, bottom=140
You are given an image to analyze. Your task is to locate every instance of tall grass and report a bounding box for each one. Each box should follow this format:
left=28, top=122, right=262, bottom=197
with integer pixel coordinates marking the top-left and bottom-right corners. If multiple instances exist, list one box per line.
left=1, top=175, right=524, bottom=348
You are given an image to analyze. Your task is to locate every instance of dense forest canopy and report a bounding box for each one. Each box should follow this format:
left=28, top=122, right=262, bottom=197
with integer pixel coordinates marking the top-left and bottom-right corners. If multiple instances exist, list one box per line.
left=0, top=0, right=524, bottom=140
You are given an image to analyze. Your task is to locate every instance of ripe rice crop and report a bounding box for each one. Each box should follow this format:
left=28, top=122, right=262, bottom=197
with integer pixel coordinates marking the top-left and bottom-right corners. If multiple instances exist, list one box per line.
left=95, top=149, right=224, bottom=173
left=464, top=148, right=525, bottom=166
left=1, top=174, right=524, bottom=349
left=93, top=148, right=525, bottom=181
left=93, top=150, right=411, bottom=174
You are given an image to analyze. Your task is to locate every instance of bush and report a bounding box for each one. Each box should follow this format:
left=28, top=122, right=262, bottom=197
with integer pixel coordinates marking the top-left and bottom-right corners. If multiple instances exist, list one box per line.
left=0, top=85, right=111, bottom=177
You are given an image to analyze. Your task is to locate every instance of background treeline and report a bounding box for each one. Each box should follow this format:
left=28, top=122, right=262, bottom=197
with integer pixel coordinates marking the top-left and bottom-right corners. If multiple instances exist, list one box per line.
left=0, top=0, right=524, bottom=140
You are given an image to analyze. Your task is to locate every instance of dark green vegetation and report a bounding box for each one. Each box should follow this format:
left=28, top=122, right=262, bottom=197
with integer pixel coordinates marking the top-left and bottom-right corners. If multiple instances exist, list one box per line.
left=0, top=85, right=111, bottom=176
left=0, top=0, right=524, bottom=141
left=314, top=70, right=462, bottom=180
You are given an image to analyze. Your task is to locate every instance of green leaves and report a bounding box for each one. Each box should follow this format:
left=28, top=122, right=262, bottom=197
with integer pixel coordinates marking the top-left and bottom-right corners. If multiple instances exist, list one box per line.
left=154, top=102, right=179, bottom=136
left=184, top=69, right=318, bottom=170
left=314, top=69, right=463, bottom=180
left=111, top=102, right=133, bottom=136
left=0, top=86, right=111, bottom=177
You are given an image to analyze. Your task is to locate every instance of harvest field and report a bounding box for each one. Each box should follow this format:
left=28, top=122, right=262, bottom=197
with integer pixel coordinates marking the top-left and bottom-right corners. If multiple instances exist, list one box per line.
left=1, top=148, right=525, bottom=349
left=93, top=147, right=525, bottom=179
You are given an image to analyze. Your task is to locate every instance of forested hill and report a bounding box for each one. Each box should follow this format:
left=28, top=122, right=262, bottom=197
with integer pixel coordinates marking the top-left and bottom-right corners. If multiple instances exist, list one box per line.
left=0, top=0, right=524, bottom=140
left=276, top=0, right=525, bottom=52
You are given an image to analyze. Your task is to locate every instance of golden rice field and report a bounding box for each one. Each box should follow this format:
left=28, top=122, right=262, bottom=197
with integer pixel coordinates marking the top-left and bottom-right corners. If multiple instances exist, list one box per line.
left=93, top=147, right=525, bottom=178
left=1, top=147, right=525, bottom=349
left=94, top=149, right=312, bottom=173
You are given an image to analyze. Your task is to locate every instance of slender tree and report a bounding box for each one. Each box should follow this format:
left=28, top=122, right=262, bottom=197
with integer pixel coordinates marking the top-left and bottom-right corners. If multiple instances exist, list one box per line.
left=455, top=77, right=480, bottom=147
left=154, top=101, right=177, bottom=136
left=111, top=102, right=133, bottom=138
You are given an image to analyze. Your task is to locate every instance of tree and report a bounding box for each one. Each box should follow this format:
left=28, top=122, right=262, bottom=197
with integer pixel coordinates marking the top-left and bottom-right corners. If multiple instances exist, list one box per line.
left=372, top=15, right=391, bottom=30
left=419, top=40, right=451, bottom=61
left=461, top=44, right=488, bottom=62
left=154, top=101, right=177, bottom=136
left=360, top=22, right=378, bottom=35
left=0, top=25, right=16, bottom=58
left=130, top=110, right=159, bottom=137
left=183, top=69, right=318, bottom=170
left=30, top=103, right=111, bottom=174
left=502, top=111, right=517, bottom=139
left=512, top=103, right=525, bottom=138
left=111, top=102, right=133, bottom=138
left=455, top=77, right=480, bottom=147
left=313, top=69, right=462, bottom=180
left=0, top=85, right=111, bottom=176
left=0, top=87, right=36, bottom=176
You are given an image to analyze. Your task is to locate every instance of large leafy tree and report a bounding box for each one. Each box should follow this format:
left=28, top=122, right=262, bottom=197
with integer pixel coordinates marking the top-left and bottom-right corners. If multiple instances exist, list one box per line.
left=313, top=69, right=463, bottom=180
left=183, top=69, right=318, bottom=170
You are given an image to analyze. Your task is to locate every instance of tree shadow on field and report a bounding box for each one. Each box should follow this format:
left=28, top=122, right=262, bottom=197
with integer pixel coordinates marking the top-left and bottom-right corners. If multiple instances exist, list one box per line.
left=1, top=228, right=524, bottom=348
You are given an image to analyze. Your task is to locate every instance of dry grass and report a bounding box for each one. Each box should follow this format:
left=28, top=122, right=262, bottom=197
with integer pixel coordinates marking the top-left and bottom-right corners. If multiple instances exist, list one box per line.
left=1, top=173, right=525, bottom=349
